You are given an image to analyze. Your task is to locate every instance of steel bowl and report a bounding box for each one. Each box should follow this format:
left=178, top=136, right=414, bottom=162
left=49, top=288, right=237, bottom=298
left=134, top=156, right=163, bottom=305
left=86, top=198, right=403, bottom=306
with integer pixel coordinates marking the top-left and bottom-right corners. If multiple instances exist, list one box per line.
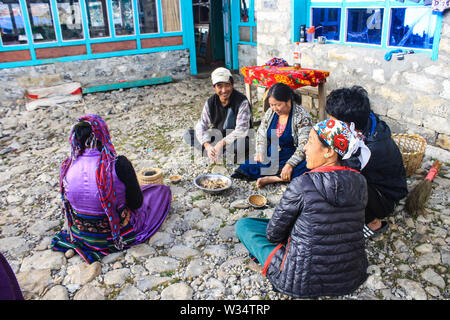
left=247, top=194, right=268, bottom=208
left=193, top=173, right=232, bottom=194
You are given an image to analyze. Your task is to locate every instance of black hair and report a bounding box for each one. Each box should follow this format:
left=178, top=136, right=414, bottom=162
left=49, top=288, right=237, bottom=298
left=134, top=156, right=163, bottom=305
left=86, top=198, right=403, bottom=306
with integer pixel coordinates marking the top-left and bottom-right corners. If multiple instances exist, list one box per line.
left=73, top=122, right=102, bottom=153
left=325, top=86, right=371, bottom=131
left=264, top=82, right=302, bottom=110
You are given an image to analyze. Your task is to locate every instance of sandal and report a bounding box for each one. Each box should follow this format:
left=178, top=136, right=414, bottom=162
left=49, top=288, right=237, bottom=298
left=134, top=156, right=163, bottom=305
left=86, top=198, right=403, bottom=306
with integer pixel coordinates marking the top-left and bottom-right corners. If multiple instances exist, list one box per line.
left=363, top=221, right=388, bottom=239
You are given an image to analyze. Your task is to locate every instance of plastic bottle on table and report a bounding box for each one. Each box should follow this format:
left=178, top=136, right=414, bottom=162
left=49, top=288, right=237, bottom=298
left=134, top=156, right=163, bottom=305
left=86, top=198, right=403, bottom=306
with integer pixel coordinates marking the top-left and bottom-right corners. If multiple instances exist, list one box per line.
left=293, top=42, right=301, bottom=69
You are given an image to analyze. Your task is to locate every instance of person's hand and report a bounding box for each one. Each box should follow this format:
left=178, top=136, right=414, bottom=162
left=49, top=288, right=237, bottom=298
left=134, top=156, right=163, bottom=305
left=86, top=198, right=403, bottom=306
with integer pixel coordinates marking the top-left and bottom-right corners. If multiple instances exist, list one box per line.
left=212, top=141, right=225, bottom=163
left=204, top=143, right=216, bottom=162
left=254, top=153, right=264, bottom=163
left=280, top=163, right=293, bottom=181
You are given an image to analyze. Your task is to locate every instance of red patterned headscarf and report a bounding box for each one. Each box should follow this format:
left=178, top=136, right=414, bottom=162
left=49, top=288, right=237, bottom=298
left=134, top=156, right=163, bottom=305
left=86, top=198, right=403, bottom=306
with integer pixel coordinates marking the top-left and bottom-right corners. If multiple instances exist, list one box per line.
left=60, top=114, right=124, bottom=250
left=314, top=119, right=371, bottom=169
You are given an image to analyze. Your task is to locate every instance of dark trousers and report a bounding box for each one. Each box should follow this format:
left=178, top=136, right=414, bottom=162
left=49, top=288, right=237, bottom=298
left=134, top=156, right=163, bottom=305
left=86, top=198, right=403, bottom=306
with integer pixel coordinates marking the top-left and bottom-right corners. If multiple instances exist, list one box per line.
left=365, top=183, right=396, bottom=224
left=183, top=129, right=253, bottom=164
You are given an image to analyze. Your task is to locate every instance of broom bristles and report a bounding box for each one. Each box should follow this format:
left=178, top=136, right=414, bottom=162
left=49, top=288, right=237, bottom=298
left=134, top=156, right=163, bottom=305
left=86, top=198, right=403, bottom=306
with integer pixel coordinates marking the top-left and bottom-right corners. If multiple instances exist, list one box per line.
left=405, top=180, right=432, bottom=217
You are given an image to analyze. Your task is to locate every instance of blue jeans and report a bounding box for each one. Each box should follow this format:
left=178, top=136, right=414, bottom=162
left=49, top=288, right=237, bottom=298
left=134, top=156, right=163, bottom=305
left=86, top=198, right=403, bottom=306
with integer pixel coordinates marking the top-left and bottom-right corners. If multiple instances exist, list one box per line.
left=235, top=217, right=278, bottom=266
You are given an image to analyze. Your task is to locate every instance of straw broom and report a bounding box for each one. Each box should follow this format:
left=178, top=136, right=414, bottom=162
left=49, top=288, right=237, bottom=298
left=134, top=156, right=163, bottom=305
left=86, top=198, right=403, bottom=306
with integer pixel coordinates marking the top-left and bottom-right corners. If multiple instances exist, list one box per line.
left=405, top=160, right=441, bottom=217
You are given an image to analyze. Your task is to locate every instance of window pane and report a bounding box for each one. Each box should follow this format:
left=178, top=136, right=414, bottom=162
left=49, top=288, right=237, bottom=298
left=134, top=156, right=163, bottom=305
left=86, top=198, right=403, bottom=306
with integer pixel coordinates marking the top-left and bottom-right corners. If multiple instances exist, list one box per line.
left=113, top=0, right=134, bottom=36
left=240, top=0, right=249, bottom=22
left=0, top=1, right=28, bottom=45
left=347, top=8, right=384, bottom=45
left=239, top=25, right=250, bottom=42
left=312, top=7, right=341, bottom=41
left=389, top=7, right=436, bottom=50
left=26, top=0, right=56, bottom=42
left=56, top=0, right=83, bottom=40
left=252, top=26, right=257, bottom=43
left=161, top=0, right=180, bottom=32
left=86, top=0, right=109, bottom=38
left=138, top=0, right=158, bottom=34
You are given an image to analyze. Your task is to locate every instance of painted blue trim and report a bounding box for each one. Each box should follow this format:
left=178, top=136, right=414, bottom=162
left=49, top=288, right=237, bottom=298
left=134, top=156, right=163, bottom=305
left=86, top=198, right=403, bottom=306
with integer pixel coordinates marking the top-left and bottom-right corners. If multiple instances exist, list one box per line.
left=432, top=11, right=443, bottom=61
left=0, top=0, right=197, bottom=73
left=0, top=44, right=185, bottom=69
left=180, top=0, right=197, bottom=75
left=291, top=0, right=308, bottom=43
left=231, top=0, right=258, bottom=69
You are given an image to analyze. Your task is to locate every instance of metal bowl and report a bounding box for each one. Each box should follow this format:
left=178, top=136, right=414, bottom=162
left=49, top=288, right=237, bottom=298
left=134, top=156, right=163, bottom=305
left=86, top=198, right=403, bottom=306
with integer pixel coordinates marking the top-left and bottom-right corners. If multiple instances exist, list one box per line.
left=193, top=173, right=232, bottom=194
left=248, top=194, right=268, bottom=208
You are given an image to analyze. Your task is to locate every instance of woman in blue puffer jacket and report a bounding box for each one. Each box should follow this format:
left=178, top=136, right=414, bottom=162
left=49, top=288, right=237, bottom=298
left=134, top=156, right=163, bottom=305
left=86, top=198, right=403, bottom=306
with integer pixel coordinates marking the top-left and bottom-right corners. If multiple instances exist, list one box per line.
left=236, top=118, right=371, bottom=298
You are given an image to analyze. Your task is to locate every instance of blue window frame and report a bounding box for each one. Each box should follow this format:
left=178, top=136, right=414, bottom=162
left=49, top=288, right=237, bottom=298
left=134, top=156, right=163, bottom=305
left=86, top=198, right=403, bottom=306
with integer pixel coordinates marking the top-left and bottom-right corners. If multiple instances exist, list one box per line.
left=0, top=0, right=197, bottom=73
left=236, top=0, right=256, bottom=46
left=291, top=0, right=444, bottom=60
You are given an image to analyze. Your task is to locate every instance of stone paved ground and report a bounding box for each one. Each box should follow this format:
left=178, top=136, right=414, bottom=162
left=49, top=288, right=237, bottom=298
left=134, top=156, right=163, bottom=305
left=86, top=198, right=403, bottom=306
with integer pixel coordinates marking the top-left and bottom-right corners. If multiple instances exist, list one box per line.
left=0, top=77, right=448, bottom=300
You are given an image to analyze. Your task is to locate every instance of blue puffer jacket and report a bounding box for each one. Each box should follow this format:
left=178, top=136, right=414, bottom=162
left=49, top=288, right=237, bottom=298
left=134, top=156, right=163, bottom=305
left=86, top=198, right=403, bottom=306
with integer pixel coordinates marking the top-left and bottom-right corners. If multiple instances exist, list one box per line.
left=264, top=166, right=368, bottom=298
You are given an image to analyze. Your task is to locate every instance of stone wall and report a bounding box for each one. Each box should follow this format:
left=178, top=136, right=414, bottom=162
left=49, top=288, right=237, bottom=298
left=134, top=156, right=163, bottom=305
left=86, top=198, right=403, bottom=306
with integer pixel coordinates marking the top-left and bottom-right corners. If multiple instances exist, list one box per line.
left=238, top=44, right=257, bottom=71
left=0, top=49, right=190, bottom=108
left=254, top=0, right=450, bottom=150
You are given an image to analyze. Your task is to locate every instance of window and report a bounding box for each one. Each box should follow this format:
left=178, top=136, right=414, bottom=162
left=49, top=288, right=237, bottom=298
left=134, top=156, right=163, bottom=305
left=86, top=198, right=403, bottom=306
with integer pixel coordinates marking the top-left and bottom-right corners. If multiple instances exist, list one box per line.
left=138, top=0, right=158, bottom=34
left=312, top=8, right=341, bottom=41
left=0, top=0, right=28, bottom=45
left=237, top=0, right=256, bottom=45
left=86, top=0, right=110, bottom=38
left=56, top=0, right=83, bottom=40
left=389, top=7, right=436, bottom=49
left=347, top=8, right=384, bottom=45
left=303, top=0, right=440, bottom=54
left=112, top=0, right=135, bottom=36
left=161, top=0, right=180, bottom=32
left=26, top=0, right=56, bottom=42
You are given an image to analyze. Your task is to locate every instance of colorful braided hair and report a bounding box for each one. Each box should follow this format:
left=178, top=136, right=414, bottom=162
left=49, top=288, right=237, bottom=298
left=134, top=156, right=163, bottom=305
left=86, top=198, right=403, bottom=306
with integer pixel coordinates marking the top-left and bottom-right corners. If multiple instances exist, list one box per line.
left=60, top=114, right=124, bottom=250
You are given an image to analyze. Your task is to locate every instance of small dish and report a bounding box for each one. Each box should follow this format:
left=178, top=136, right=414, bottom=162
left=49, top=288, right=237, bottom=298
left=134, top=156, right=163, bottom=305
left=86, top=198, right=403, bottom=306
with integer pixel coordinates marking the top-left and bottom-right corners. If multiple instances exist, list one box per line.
left=169, top=175, right=182, bottom=183
left=248, top=194, right=267, bottom=208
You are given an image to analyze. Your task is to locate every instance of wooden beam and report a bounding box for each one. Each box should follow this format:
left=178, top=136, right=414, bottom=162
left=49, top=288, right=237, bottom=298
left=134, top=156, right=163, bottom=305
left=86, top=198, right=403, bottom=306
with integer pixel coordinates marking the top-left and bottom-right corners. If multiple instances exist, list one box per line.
left=82, top=76, right=173, bottom=94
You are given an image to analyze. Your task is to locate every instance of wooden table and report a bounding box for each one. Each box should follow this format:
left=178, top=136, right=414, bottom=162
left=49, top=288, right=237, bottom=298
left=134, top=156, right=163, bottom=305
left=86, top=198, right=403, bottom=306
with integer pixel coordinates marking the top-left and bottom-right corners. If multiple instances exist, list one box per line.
left=241, top=65, right=330, bottom=121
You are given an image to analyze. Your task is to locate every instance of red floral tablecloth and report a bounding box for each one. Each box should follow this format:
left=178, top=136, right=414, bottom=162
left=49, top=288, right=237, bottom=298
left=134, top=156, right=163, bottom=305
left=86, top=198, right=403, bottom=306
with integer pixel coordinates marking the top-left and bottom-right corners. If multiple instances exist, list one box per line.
left=241, top=65, right=330, bottom=90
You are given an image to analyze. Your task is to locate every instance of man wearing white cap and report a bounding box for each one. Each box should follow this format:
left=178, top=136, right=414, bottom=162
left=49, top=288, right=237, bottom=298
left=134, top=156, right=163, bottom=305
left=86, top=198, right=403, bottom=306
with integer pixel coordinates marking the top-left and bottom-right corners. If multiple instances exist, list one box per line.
left=184, top=67, right=253, bottom=163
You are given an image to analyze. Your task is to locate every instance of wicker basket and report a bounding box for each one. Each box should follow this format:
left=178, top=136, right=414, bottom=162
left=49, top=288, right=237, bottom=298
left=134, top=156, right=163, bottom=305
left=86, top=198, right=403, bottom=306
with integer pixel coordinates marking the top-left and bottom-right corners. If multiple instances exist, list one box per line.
left=137, top=167, right=163, bottom=186
left=392, top=133, right=427, bottom=177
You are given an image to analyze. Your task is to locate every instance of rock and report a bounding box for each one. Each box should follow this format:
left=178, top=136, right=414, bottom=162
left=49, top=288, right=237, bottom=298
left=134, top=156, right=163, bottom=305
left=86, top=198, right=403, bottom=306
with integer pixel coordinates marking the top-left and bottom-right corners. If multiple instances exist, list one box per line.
left=42, top=285, right=69, bottom=300
left=20, top=250, right=65, bottom=272
left=196, top=217, right=222, bottom=232
left=397, top=279, right=427, bottom=300
left=116, top=284, right=146, bottom=300
left=161, top=282, right=193, bottom=300
left=27, top=220, right=60, bottom=236
left=63, top=262, right=101, bottom=285
left=16, top=269, right=52, bottom=299
left=135, top=275, right=172, bottom=291
left=144, top=256, right=180, bottom=274
left=65, top=249, right=75, bottom=259
left=203, top=245, right=228, bottom=259
left=421, top=268, right=446, bottom=289
left=148, top=232, right=173, bottom=248
left=184, top=258, right=211, bottom=280
left=73, top=284, right=105, bottom=300
left=103, top=268, right=132, bottom=286
left=230, top=199, right=250, bottom=209
left=415, top=243, right=433, bottom=254
left=126, top=243, right=156, bottom=259
left=365, top=274, right=387, bottom=291
left=417, top=252, right=441, bottom=267
left=168, top=244, right=200, bottom=260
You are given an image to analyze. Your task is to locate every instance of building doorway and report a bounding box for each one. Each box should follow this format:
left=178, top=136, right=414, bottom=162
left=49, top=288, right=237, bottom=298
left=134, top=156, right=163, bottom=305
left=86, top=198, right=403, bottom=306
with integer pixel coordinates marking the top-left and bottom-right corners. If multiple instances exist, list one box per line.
left=192, top=0, right=226, bottom=74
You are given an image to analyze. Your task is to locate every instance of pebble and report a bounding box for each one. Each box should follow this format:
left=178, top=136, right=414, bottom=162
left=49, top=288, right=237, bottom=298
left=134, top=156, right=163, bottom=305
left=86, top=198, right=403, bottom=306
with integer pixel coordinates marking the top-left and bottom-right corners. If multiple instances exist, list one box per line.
left=1, top=77, right=448, bottom=300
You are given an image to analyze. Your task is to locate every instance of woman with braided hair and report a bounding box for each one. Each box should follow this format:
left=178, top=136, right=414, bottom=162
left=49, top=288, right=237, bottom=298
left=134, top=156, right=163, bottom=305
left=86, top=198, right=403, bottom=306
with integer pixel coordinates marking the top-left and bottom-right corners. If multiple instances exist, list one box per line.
left=51, top=114, right=171, bottom=263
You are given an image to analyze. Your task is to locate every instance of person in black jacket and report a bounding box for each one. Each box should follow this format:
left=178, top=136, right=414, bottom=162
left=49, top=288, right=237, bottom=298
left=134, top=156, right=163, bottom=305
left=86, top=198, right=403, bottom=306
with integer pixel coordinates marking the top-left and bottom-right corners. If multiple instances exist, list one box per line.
left=324, top=86, right=408, bottom=239
left=235, top=119, right=370, bottom=298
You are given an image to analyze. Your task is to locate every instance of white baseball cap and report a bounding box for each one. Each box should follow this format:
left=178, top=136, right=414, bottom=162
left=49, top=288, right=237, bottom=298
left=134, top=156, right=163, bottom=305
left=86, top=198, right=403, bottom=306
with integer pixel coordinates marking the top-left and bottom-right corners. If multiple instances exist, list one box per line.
left=211, top=67, right=232, bottom=85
